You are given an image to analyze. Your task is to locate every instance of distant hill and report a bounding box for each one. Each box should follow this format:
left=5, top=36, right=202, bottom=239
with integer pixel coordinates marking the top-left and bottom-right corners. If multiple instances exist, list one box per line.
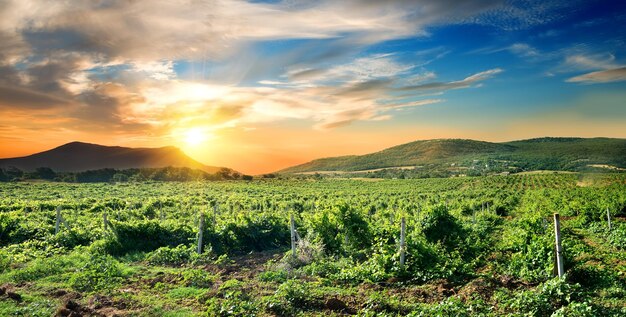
left=279, top=137, right=626, bottom=175
left=0, top=142, right=226, bottom=173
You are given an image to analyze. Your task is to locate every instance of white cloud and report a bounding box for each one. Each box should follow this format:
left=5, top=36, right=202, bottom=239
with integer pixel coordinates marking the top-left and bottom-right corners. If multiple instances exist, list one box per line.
left=400, top=68, right=503, bottom=91
left=131, top=61, right=176, bottom=81
left=565, top=53, right=621, bottom=71
left=285, top=53, right=414, bottom=84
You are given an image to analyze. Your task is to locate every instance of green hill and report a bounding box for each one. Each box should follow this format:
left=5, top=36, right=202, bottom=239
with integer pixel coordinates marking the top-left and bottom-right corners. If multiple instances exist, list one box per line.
left=279, top=137, right=626, bottom=175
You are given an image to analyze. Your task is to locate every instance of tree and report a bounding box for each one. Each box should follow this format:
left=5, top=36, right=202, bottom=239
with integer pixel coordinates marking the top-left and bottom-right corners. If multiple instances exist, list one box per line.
left=4, top=167, right=23, bottom=180
left=35, top=167, right=56, bottom=180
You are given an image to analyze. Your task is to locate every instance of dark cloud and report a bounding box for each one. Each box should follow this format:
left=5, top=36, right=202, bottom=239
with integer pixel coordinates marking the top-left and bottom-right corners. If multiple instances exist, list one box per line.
left=74, top=83, right=145, bottom=127
left=0, top=65, right=21, bottom=86
left=0, top=85, right=70, bottom=109
left=26, top=57, right=83, bottom=95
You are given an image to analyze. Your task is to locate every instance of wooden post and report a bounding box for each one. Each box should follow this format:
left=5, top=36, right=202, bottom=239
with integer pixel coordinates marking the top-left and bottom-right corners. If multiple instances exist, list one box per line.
left=55, top=207, right=61, bottom=234
left=472, top=207, right=476, bottom=224
left=399, top=217, right=406, bottom=268
left=554, top=213, right=564, bottom=278
left=290, top=214, right=296, bottom=258
left=159, top=202, right=164, bottom=221
left=607, top=207, right=612, bottom=231
left=103, top=212, right=108, bottom=231
left=197, top=212, right=205, bottom=254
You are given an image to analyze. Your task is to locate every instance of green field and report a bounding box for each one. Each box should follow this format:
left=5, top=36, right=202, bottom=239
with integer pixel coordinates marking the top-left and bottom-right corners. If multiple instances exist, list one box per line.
left=1, top=174, right=626, bottom=316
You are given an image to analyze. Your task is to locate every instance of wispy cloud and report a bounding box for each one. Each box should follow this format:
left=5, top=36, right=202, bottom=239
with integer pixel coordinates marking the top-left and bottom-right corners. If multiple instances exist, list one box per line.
left=565, top=53, right=621, bottom=71
left=567, top=67, right=626, bottom=83
left=472, top=43, right=540, bottom=58
left=399, top=68, right=503, bottom=92
left=564, top=53, right=626, bottom=83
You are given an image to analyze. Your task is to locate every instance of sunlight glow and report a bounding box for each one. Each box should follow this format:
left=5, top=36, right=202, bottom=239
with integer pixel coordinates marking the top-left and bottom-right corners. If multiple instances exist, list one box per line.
left=184, top=128, right=207, bottom=145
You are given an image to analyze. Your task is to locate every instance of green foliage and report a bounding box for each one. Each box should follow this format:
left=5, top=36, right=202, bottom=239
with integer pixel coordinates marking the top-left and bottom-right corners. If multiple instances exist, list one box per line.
left=205, top=279, right=257, bottom=317
left=181, top=269, right=215, bottom=288
left=498, top=278, right=585, bottom=316
left=106, top=220, right=194, bottom=255
left=407, top=297, right=470, bottom=317
left=1, top=176, right=626, bottom=316
left=420, top=205, right=465, bottom=248
left=266, top=280, right=320, bottom=315
left=147, top=244, right=197, bottom=266
left=207, top=214, right=289, bottom=254
left=69, top=253, right=126, bottom=292
left=9, top=255, right=69, bottom=283
left=48, top=228, right=94, bottom=249
left=0, top=250, right=10, bottom=273
left=257, top=269, right=288, bottom=283
left=0, top=212, right=49, bottom=246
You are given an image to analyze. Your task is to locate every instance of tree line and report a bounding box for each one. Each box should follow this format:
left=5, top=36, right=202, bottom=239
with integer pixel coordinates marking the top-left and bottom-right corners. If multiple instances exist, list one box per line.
left=0, top=166, right=253, bottom=182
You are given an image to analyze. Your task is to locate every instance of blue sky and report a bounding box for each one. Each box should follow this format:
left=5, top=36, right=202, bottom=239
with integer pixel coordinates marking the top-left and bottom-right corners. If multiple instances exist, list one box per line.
left=0, top=0, right=625, bottom=173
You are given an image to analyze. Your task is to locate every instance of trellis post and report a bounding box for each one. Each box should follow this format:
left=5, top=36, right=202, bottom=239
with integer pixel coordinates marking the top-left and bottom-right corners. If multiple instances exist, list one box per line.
left=290, top=213, right=297, bottom=258
left=159, top=202, right=164, bottom=221
left=607, top=207, right=612, bottom=231
left=399, top=217, right=406, bottom=268
left=554, top=213, right=564, bottom=278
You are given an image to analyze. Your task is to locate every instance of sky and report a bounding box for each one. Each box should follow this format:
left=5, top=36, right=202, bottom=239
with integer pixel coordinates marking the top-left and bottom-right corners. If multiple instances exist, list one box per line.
left=1, top=0, right=626, bottom=174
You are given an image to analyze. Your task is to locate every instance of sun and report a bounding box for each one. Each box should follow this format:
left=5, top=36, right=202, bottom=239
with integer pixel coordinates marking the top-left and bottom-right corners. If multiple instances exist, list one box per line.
left=184, top=128, right=207, bottom=145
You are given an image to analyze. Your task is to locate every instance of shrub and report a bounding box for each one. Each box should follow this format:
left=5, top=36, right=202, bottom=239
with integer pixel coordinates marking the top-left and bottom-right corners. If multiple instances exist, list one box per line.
left=182, top=269, right=215, bottom=288
left=504, top=278, right=583, bottom=316
left=0, top=250, right=11, bottom=273
left=147, top=244, right=196, bottom=266
left=48, top=229, right=94, bottom=249
left=266, top=280, right=320, bottom=315
left=407, top=297, right=469, bottom=317
left=419, top=205, right=465, bottom=249
left=106, top=220, right=194, bottom=255
left=69, top=253, right=126, bottom=292
left=10, top=254, right=75, bottom=283
left=205, top=279, right=257, bottom=316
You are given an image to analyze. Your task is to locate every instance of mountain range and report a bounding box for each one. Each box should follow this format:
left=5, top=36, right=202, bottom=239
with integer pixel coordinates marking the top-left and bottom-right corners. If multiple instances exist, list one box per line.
left=0, top=142, right=224, bottom=173
left=2, top=137, right=625, bottom=177
left=279, top=137, right=626, bottom=175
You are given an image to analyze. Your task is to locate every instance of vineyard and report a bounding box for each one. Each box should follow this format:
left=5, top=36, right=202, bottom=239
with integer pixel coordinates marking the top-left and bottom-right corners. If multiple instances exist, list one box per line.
left=1, top=173, right=626, bottom=316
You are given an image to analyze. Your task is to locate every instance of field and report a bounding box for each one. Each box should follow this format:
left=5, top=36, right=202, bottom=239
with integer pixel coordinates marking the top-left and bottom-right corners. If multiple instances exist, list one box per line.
left=1, top=174, right=626, bottom=316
